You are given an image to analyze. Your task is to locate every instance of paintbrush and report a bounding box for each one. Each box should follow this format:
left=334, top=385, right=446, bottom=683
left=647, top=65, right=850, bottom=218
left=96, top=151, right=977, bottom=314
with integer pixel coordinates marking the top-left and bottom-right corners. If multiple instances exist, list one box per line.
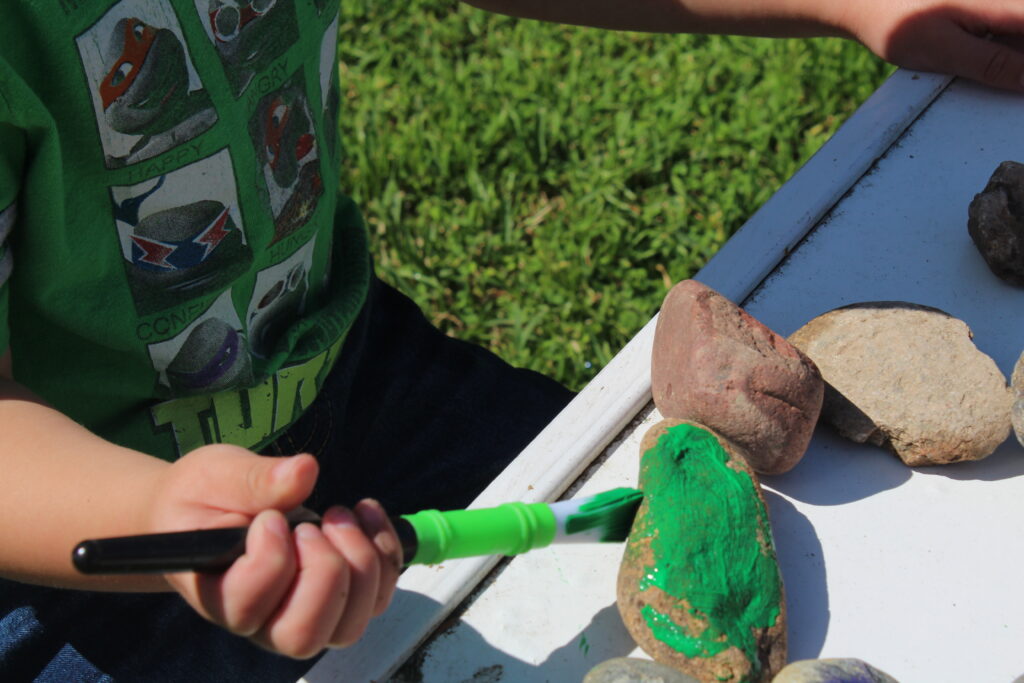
left=72, top=487, right=643, bottom=574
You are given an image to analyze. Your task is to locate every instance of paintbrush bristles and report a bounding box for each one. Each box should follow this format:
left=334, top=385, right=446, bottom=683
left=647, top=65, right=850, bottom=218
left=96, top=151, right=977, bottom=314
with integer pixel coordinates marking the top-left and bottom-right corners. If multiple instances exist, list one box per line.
left=552, top=487, right=643, bottom=543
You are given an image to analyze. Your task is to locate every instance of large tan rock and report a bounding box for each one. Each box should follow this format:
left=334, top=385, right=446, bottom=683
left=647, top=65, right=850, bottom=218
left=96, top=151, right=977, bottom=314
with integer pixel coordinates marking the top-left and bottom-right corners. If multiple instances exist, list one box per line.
left=617, top=420, right=786, bottom=683
left=1012, top=351, right=1024, bottom=448
left=789, top=302, right=1012, bottom=466
left=652, top=280, right=823, bottom=474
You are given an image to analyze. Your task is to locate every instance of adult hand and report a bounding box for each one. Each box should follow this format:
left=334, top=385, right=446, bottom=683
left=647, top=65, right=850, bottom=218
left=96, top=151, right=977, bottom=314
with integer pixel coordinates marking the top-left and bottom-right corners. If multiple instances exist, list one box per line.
left=149, top=445, right=402, bottom=658
left=835, top=0, right=1024, bottom=92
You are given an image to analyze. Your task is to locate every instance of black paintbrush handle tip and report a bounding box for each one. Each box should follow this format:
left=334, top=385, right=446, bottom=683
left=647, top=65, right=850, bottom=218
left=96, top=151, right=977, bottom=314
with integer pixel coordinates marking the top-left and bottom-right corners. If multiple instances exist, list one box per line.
left=73, top=518, right=420, bottom=575
left=72, top=527, right=248, bottom=574
left=392, top=516, right=418, bottom=566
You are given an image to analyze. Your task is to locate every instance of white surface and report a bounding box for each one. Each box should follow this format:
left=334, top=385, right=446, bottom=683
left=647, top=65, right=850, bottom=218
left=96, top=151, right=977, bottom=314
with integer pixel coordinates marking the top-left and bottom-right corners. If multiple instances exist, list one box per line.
left=743, top=75, right=1024, bottom=681
left=306, top=71, right=1024, bottom=682
left=698, top=69, right=950, bottom=303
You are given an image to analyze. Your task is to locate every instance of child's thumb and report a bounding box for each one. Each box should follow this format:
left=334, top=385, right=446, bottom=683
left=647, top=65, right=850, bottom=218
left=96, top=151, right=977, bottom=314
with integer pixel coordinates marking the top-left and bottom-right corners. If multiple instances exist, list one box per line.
left=241, top=452, right=319, bottom=512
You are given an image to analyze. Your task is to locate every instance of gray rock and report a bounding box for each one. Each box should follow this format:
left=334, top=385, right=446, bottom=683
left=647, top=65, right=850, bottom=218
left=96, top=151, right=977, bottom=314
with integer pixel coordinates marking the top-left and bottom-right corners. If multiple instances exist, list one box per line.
left=773, top=658, right=898, bottom=683
left=788, top=302, right=1012, bottom=466
left=1012, top=351, right=1024, bottom=448
left=968, top=160, right=1024, bottom=286
left=584, top=657, right=702, bottom=683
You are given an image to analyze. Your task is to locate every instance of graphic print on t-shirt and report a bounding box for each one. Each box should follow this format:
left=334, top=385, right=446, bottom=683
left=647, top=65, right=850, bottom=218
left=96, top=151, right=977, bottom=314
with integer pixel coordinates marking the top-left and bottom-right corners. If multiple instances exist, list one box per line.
left=318, top=15, right=341, bottom=160
left=110, top=149, right=254, bottom=316
left=193, top=0, right=300, bottom=97
left=147, top=290, right=253, bottom=396
left=0, top=203, right=15, bottom=289
left=246, top=237, right=314, bottom=358
left=76, top=0, right=217, bottom=169
left=248, top=71, right=323, bottom=244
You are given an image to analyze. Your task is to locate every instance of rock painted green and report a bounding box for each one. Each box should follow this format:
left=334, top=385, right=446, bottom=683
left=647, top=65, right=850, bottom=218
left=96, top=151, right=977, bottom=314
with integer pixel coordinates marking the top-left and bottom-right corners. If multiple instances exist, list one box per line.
left=634, top=423, right=781, bottom=680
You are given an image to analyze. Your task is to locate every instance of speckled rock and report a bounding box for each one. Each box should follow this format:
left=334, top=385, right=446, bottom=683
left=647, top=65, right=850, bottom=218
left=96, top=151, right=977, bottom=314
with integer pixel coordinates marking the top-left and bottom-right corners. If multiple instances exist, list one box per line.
left=772, top=658, right=899, bottom=683
left=584, top=657, right=703, bottom=683
left=968, top=160, right=1024, bottom=286
left=1012, top=352, right=1024, bottom=448
left=651, top=280, right=823, bottom=474
left=788, top=302, right=1012, bottom=466
left=617, top=419, right=786, bottom=683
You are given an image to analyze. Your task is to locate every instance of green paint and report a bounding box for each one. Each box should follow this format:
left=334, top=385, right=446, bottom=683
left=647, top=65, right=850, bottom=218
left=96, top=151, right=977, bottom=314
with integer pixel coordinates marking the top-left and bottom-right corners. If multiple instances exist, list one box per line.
left=640, top=604, right=708, bottom=658
left=635, top=423, right=781, bottom=681
left=564, top=487, right=643, bottom=540
left=579, top=634, right=590, bottom=656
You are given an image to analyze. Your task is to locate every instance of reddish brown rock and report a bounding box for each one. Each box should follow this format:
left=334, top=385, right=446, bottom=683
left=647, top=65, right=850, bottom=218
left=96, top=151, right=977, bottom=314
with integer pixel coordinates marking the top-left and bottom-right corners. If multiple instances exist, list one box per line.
left=789, top=302, right=1012, bottom=466
left=651, top=280, right=824, bottom=474
left=968, top=160, right=1024, bottom=286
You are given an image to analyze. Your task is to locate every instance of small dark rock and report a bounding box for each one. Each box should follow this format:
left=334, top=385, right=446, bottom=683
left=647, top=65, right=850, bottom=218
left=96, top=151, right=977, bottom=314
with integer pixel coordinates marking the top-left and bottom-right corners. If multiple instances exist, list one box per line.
left=968, top=160, right=1024, bottom=286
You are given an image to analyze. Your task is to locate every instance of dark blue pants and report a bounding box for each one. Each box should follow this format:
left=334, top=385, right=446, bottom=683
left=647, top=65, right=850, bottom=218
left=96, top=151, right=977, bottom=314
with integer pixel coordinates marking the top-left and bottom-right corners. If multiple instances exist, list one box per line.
left=0, top=278, right=573, bottom=682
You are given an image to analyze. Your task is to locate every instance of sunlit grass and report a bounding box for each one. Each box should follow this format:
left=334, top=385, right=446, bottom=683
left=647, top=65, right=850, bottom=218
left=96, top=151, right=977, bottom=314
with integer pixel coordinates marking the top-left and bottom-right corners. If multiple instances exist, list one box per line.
left=338, top=0, right=894, bottom=390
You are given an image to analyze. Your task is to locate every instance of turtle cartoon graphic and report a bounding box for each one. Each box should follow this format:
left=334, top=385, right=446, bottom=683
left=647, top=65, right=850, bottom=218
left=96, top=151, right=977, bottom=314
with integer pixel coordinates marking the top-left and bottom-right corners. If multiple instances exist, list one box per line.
left=114, top=176, right=254, bottom=315
left=249, top=80, right=323, bottom=243
left=247, top=261, right=308, bottom=359
left=206, top=0, right=299, bottom=95
left=99, top=17, right=216, bottom=167
left=166, top=317, right=253, bottom=396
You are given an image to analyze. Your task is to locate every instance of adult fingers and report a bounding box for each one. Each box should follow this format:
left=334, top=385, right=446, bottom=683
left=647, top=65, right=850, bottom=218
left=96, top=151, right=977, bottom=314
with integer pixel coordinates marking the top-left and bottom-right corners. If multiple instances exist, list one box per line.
left=320, top=506, right=382, bottom=647
left=192, top=509, right=298, bottom=635
left=353, top=499, right=403, bottom=616
left=940, top=23, right=1024, bottom=92
left=254, top=522, right=351, bottom=658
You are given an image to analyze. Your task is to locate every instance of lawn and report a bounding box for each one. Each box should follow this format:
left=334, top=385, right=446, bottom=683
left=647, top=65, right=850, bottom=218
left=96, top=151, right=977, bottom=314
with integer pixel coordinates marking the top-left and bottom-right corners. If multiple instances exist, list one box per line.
left=337, top=0, right=895, bottom=391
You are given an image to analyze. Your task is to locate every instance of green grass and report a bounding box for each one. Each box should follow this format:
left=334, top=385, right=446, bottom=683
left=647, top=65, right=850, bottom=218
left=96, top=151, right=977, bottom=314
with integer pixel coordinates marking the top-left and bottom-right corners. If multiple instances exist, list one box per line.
left=337, top=1, right=894, bottom=391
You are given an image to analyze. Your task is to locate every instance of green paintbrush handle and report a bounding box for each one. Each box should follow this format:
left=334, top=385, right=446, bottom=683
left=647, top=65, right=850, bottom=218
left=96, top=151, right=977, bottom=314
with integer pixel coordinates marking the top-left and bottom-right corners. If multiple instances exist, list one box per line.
left=400, top=502, right=557, bottom=565
left=71, top=488, right=642, bottom=574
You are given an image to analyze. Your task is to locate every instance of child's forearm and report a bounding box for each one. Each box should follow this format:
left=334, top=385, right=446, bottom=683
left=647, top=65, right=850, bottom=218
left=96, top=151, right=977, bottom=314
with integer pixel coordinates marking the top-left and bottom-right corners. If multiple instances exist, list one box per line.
left=461, top=0, right=847, bottom=38
left=0, top=375, right=171, bottom=591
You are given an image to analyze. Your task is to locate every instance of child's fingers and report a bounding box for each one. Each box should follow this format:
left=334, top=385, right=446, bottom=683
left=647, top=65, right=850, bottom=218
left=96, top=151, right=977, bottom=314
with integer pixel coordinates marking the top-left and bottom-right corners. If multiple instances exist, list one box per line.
left=254, top=522, right=351, bottom=658
left=320, top=506, right=382, bottom=647
left=353, top=498, right=402, bottom=616
left=196, top=509, right=297, bottom=635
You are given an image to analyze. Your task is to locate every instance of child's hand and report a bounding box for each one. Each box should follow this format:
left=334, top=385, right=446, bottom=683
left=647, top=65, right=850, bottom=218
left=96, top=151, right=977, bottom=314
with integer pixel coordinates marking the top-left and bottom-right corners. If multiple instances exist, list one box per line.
left=835, top=0, right=1024, bottom=92
left=148, top=445, right=402, bottom=658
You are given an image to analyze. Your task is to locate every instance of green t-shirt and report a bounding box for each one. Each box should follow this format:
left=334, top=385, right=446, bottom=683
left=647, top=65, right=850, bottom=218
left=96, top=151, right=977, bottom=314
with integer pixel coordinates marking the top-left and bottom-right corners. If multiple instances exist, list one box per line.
left=0, top=0, right=369, bottom=461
